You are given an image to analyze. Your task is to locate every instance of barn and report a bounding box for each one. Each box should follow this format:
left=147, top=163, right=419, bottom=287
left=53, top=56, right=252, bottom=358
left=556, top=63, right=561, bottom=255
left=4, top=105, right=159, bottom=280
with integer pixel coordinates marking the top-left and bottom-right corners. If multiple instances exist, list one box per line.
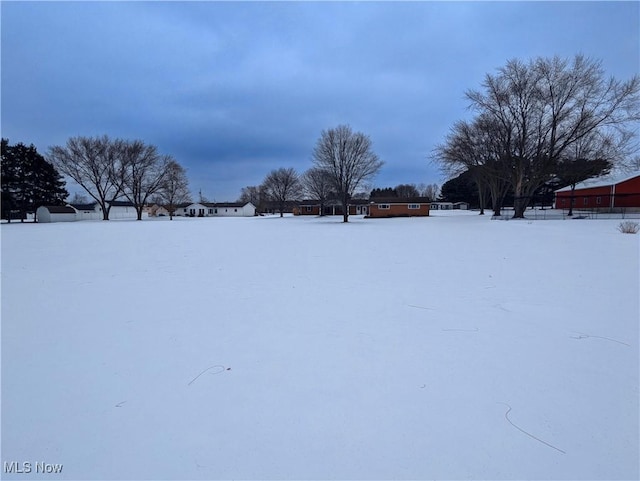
left=367, top=197, right=430, bottom=218
left=555, top=172, right=640, bottom=212
left=36, top=205, right=77, bottom=223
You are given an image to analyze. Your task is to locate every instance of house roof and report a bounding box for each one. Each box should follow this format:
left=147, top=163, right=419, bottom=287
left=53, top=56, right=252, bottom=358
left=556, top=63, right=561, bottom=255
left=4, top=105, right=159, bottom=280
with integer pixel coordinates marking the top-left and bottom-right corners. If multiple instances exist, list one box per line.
left=109, top=200, right=135, bottom=207
left=70, top=202, right=98, bottom=210
left=555, top=172, right=640, bottom=192
left=370, top=197, right=432, bottom=204
left=298, top=198, right=388, bottom=206
left=42, top=205, right=76, bottom=214
left=202, top=202, right=249, bottom=208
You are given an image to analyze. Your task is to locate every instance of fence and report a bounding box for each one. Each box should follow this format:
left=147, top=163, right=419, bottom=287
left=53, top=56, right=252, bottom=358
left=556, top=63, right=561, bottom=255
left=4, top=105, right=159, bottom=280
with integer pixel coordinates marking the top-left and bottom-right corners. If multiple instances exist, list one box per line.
left=492, top=207, right=640, bottom=220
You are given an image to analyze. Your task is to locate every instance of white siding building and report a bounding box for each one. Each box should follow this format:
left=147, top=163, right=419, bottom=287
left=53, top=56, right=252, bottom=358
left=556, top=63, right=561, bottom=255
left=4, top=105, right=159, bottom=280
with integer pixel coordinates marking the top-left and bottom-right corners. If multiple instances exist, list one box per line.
left=70, top=201, right=143, bottom=220
left=175, top=202, right=256, bottom=217
left=36, top=206, right=77, bottom=223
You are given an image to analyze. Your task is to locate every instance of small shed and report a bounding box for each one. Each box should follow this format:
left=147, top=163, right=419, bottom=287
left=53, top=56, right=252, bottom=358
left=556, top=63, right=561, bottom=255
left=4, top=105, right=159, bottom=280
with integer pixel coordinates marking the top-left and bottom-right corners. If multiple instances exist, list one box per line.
left=36, top=205, right=77, bottom=223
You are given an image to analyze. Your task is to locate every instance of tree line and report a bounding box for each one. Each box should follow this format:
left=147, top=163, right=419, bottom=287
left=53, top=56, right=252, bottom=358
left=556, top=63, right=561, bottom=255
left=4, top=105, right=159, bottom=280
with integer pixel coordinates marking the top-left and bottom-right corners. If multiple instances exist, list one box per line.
left=6, top=55, right=636, bottom=223
left=237, top=125, right=437, bottom=223
left=2, top=136, right=191, bottom=221
left=433, top=55, right=639, bottom=218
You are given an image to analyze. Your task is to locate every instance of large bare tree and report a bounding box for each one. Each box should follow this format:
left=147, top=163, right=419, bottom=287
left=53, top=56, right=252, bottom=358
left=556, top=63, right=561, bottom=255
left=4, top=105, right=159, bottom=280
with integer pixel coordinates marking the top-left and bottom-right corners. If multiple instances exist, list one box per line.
left=48, top=135, right=123, bottom=220
left=157, top=158, right=190, bottom=220
left=261, top=167, right=303, bottom=217
left=312, top=125, right=383, bottom=222
left=464, top=55, right=639, bottom=218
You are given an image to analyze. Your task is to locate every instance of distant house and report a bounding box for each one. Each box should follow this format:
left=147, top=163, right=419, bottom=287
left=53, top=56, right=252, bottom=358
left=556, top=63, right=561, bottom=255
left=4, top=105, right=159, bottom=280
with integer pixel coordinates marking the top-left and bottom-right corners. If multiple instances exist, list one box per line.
left=147, top=204, right=170, bottom=217
left=453, top=202, right=470, bottom=210
left=430, top=202, right=453, bottom=210
left=174, top=202, right=256, bottom=217
left=555, top=172, right=640, bottom=211
left=294, top=199, right=369, bottom=216
left=210, top=202, right=256, bottom=217
left=367, top=197, right=430, bottom=218
left=36, top=205, right=77, bottom=223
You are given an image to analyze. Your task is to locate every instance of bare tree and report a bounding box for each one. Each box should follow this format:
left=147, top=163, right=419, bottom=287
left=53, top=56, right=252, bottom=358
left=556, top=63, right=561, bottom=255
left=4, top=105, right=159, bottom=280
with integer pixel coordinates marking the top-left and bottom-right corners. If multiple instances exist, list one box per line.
left=238, top=185, right=267, bottom=212
left=435, top=116, right=511, bottom=216
left=465, top=55, right=639, bottom=218
left=69, top=192, right=90, bottom=205
left=116, top=140, right=169, bottom=220
left=261, top=167, right=303, bottom=217
left=157, top=159, right=190, bottom=220
left=421, top=183, right=440, bottom=202
left=302, top=167, right=334, bottom=216
left=47, top=135, right=123, bottom=220
left=312, top=125, right=383, bottom=222
left=395, top=184, right=420, bottom=198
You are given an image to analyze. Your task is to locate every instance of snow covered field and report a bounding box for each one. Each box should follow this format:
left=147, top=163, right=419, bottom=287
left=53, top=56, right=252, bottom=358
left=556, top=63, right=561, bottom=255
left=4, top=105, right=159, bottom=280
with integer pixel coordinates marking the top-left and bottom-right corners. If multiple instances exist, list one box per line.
left=2, top=212, right=638, bottom=480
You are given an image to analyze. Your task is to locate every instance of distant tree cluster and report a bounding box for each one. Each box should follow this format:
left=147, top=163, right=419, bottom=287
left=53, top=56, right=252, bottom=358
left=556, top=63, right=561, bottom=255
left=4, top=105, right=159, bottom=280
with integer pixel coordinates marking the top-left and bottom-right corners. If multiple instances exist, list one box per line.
left=1, top=139, right=68, bottom=222
left=47, top=135, right=190, bottom=220
left=370, top=183, right=439, bottom=200
left=241, top=124, right=384, bottom=222
left=434, top=55, right=639, bottom=217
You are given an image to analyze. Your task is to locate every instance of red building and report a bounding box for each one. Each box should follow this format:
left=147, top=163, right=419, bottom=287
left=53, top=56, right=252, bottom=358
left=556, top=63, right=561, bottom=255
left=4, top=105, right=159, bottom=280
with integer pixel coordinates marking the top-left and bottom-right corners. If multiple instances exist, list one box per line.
left=294, top=199, right=369, bottom=216
left=555, top=173, right=640, bottom=211
left=367, top=197, right=431, bottom=218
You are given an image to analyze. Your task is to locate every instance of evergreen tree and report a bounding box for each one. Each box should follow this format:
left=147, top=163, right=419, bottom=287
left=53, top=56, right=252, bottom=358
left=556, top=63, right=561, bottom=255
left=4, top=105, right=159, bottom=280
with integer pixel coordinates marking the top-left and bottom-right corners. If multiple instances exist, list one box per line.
left=1, top=139, right=68, bottom=222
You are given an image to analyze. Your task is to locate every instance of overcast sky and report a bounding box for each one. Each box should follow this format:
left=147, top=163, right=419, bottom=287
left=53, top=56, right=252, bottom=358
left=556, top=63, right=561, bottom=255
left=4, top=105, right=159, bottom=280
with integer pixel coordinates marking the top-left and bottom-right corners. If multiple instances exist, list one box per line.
left=2, top=1, right=638, bottom=201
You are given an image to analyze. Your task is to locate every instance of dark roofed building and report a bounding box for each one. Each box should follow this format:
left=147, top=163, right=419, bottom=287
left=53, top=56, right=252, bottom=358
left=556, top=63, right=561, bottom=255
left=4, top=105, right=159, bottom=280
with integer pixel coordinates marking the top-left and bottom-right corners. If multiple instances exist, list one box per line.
left=36, top=205, right=77, bottom=223
left=367, top=197, right=431, bottom=218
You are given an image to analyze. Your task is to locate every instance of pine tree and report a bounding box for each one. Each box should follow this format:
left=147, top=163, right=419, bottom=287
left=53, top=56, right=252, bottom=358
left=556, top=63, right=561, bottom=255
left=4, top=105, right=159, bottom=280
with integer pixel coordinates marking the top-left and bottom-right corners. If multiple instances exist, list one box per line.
left=1, top=138, right=68, bottom=222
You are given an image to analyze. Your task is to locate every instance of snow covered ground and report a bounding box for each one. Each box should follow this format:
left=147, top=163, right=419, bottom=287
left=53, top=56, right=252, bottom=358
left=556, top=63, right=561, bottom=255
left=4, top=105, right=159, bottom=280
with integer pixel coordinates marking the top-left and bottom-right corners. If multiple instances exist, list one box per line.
left=2, top=212, right=638, bottom=480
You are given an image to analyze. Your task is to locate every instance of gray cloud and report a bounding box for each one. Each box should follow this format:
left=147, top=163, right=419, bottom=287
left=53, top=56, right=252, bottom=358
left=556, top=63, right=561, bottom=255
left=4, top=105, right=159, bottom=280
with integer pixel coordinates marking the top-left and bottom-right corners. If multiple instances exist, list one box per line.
left=2, top=1, right=638, bottom=201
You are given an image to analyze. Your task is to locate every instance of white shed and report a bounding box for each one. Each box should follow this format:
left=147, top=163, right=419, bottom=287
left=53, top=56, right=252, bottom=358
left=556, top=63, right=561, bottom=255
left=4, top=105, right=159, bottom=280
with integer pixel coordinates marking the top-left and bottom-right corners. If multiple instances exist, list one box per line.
left=70, top=202, right=103, bottom=220
left=108, top=201, right=142, bottom=220
left=36, top=205, right=77, bottom=223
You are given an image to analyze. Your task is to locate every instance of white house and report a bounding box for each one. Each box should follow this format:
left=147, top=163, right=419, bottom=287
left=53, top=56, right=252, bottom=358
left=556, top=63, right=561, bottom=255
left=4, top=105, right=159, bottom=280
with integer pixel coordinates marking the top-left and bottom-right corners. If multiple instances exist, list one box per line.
left=175, top=202, right=256, bottom=217
left=209, top=202, right=256, bottom=217
left=430, top=202, right=454, bottom=210
left=146, top=204, right=170, bottom=217
left=36, top=205, right=77, bottom=223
